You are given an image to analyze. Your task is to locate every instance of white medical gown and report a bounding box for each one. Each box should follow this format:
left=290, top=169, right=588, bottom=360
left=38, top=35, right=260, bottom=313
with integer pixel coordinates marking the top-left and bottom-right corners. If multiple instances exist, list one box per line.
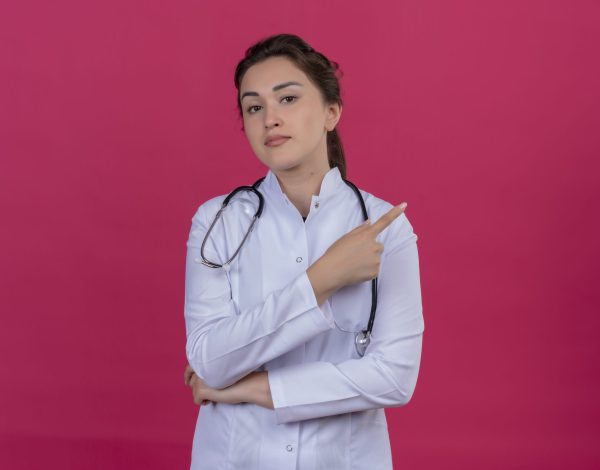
left=184, top=165, right=425, bottom=469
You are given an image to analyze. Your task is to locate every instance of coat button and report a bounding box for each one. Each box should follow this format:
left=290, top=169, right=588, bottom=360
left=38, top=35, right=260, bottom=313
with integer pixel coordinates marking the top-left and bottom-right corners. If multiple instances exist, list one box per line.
left=296, top=257, right=303, bottom=263
left=314, top=201, right=319, bottom=208
left=286, top=444, right=293, bottom=452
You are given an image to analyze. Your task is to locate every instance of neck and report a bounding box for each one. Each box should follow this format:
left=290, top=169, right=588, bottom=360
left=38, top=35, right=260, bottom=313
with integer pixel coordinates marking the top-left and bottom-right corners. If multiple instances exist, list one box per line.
left=273, top=159, right=331, bottom=218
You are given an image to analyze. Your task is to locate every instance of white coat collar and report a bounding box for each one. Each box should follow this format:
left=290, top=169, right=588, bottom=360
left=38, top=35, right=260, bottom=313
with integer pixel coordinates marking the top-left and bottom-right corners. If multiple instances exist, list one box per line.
left=261, top=166, right=344, bottom=206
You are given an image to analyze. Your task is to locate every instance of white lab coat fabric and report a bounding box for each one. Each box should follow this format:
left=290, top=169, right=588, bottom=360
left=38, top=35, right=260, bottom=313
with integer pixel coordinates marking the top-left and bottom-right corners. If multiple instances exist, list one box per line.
left=184, top=165, right=424, bottom=470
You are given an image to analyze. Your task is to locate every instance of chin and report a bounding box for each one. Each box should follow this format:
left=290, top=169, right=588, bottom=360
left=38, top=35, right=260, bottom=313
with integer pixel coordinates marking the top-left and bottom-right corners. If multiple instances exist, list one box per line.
left=262, top=154, right=304, bottom=172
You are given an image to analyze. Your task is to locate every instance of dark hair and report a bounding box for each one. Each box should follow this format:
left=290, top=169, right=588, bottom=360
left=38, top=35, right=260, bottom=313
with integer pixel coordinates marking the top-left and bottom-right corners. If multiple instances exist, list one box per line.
left=234, top=33, right=347, bottom=179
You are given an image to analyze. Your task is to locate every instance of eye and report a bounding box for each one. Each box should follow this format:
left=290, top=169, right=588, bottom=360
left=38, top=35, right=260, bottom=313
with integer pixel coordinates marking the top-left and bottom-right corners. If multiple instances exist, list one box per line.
left=246, top=95, right=298, bottom=114
left=282, top=95, right=297, bottom=104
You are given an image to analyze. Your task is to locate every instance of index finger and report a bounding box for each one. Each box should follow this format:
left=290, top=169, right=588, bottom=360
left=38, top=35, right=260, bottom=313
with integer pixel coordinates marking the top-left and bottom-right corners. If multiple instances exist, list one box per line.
left=369, top=202, right=407, bottom=235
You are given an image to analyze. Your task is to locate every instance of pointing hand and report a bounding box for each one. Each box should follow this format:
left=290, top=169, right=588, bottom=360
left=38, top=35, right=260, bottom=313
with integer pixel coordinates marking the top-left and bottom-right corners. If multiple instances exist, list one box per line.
left=323, top=202, right=407, bottom=287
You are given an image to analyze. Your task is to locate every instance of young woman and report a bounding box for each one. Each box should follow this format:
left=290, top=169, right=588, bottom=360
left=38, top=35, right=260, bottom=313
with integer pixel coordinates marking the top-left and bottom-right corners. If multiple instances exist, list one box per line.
left=183, top=33, right=424, bottom=470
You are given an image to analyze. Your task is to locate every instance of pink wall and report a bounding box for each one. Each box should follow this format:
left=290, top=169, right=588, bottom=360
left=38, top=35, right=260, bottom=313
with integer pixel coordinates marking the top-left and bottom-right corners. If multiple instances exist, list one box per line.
left=1, top=1, right=599, bottom=468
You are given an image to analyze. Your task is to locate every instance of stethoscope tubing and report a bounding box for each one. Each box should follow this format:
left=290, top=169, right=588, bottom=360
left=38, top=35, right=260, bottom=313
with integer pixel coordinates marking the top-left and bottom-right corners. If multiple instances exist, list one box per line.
left=196, top=175, right=377, bottom=356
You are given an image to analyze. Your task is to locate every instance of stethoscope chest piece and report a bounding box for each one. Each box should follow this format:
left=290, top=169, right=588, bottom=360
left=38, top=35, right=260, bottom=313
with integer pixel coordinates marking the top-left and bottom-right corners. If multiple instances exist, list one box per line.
left=355, top=330, right=371, bottom=357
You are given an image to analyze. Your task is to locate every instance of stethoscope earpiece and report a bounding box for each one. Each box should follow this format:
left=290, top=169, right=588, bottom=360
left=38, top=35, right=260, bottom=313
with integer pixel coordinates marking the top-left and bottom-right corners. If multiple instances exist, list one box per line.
left=193, top=257, right=232, bottom=272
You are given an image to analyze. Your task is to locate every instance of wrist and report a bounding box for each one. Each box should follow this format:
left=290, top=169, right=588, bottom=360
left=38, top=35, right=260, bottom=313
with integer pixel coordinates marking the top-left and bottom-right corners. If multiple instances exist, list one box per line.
left=307, top=256, right=343, bottom=305
left=230, top=371, right=273, bottom=410
left=248, top=371, right=274, bottom=410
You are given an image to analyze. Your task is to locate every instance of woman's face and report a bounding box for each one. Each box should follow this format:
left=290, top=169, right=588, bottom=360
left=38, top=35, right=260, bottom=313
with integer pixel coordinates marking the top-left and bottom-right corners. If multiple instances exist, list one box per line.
left=240, top=56, right=341, bottom=173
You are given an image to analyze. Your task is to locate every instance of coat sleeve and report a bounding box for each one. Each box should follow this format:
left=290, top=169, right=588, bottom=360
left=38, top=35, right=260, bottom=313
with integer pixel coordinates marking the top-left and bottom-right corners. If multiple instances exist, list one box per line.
left=184, top=200, right=336, bottom=390
left=267, top=209, right=425, bottom=424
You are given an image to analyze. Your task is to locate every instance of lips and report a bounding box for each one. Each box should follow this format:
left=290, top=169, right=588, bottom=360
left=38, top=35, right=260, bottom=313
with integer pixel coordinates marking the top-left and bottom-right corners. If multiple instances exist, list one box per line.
left=265, top=136, right=291, bottom=146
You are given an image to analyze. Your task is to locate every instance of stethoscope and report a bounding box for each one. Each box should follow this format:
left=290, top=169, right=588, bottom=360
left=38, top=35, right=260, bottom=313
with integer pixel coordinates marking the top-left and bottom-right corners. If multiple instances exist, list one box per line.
left=193, top=175, right=378, bottom=357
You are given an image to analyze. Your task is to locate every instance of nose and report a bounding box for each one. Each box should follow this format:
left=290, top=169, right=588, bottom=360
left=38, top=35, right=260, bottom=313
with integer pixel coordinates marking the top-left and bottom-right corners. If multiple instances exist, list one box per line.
left=263, top=104, right=281, bottom=128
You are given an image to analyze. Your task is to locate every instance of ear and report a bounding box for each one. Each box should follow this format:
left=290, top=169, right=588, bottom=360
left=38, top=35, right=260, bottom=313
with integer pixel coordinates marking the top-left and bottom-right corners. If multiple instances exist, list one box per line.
left=325, top=102, right=342, bottom=132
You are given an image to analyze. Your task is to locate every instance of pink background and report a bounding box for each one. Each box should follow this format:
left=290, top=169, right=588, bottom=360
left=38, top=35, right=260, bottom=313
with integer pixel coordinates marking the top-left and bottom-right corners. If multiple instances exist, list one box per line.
left=1, top=1, right=599, bottom=468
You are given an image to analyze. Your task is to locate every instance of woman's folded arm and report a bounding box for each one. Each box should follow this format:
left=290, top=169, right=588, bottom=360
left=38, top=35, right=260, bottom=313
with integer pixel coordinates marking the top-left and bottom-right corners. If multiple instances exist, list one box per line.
left=184, top=200, right=336, bottom=390
left=267, top=216, right=425, bottom=424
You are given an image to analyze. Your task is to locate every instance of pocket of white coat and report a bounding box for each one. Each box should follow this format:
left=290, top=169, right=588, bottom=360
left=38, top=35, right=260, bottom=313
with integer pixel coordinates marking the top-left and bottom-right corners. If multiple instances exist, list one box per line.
left=329, top=280, right=372, bottom=333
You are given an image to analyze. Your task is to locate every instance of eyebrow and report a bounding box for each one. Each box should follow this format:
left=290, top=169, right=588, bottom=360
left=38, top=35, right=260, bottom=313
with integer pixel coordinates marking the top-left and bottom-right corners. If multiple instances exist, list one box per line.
left=241, top=81, right=304, bottom=101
